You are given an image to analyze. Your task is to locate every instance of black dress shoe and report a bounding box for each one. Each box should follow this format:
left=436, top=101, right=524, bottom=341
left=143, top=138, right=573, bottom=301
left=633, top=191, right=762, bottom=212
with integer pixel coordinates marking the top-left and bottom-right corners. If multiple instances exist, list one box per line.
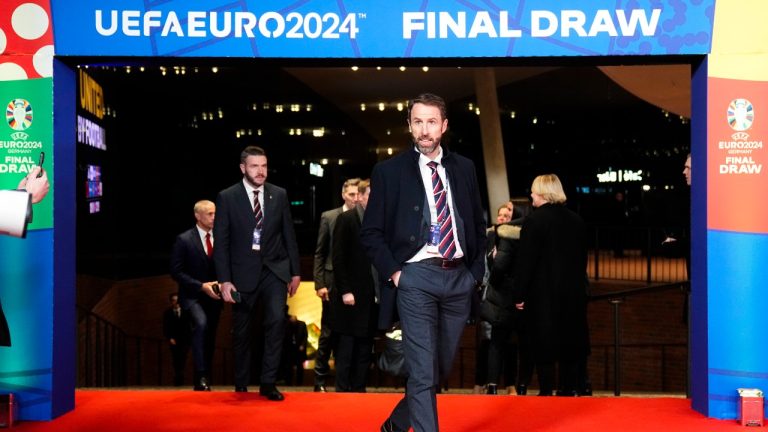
left=516, top=384, right=527, bottom=395
left=380, top=418, right=405, bottom=432
left=259, top=385, right=285, bottom=401
left=486, top=384, right=498, bottom=395
left=234, top=386, right=248, bottom=393
left=194, top=376, right=211, bottom=391
left=313, top=384, right=327, bottom=392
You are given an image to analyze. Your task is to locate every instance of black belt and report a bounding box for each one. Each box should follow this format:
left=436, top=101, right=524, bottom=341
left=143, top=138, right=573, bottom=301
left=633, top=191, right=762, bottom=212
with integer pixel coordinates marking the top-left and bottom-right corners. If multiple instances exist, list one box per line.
left=420, top=257, right=464, bottom=269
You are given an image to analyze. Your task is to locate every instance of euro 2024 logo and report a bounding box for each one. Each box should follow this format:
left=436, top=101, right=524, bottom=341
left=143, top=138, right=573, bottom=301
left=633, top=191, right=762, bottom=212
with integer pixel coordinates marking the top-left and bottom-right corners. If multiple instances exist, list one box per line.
left=727, top=98, right=754, bottom=141
left=6, top=98, right=33, bottom=140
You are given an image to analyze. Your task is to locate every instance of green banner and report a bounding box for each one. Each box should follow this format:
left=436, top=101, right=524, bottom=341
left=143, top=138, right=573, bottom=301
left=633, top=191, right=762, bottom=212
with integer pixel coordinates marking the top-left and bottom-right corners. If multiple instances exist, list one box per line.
left=0, top=78, right=53, bottom=230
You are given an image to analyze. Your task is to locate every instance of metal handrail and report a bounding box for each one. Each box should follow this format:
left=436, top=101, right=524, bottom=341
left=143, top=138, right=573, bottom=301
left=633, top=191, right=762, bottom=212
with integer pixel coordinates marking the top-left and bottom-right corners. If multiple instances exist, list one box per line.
left=589, top=281, right=690, bottom=395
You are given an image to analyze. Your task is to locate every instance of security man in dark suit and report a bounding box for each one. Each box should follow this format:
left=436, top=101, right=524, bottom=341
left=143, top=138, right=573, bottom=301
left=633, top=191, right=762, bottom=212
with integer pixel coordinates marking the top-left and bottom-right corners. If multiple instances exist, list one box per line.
left=312, top=177, right=360, bottom=392
left=213, top=145, right=301, bottom=401
left=170, top=199, right=222, bottom=391
left=360, top=93, right=487, bottom=432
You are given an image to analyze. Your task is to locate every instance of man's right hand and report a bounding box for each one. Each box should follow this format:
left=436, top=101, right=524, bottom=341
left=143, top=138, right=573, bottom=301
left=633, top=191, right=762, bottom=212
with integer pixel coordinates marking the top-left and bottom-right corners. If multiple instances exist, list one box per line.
left=221, top=282, right=238, bottom=304
left=202, top=281, right=220, bottom=300
left=316, top=287, right=330, bottom=301
left=391, top=270, right=402, bottom=287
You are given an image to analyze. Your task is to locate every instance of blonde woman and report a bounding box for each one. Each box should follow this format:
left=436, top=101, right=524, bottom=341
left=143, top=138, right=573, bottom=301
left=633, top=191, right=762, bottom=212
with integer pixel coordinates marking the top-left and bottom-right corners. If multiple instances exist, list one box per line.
left=513, top=174, right=589, bottom=396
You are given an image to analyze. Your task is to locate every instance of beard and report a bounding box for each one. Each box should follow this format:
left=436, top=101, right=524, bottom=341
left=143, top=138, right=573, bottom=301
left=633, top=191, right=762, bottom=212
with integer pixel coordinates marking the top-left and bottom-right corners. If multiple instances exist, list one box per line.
left=414, top=137, right=439, bottom=156
left=244, top=172, right=266, bottom=187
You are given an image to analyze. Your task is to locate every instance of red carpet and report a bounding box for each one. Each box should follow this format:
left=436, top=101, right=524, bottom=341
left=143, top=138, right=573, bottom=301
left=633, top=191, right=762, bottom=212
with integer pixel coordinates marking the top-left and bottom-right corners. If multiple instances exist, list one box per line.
left=14, top=390, right=744, bottom=432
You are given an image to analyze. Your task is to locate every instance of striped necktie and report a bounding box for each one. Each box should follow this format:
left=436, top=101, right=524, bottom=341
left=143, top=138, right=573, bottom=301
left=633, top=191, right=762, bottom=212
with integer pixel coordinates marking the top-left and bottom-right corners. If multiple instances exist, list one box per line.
left=253, top=190, right=263, bottom=229
left=427, top=161, right=456, bottom=259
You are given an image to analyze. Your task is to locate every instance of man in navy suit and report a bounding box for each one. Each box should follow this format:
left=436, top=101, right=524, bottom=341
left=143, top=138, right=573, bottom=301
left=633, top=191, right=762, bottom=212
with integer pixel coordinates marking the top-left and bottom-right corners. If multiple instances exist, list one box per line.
left=213, top=145, right=301, bottom=401
left=170, top=199, right=222, bottom=391
left=361, top=93, right=486, bottom=432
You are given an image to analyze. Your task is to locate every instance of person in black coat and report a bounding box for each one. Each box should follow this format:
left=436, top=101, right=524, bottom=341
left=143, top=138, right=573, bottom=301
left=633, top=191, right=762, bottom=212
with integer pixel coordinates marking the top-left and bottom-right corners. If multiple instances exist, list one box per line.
left=360, top=93, right=486, bottom=432
left=330, top=179, right=378, bottom=392
left=513, top=174, right=589, bottom=396
left=213, top=146, right=301, bottom=401
left=170, top=199, right=222, bottom=391
left=163, top=292, right=191, bottom=386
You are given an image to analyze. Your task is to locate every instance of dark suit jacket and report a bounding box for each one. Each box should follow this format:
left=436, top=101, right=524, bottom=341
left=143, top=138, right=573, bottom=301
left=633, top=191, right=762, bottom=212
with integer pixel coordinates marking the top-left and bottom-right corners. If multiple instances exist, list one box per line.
left=360, top=147, right=487, bottom=329
left=331, top=205, right=378, bottom=337
left=213, top=181, right=300, bottom=292
left=313, top=206, right=343, bottom=290
left=170, top=226, right=217, bottom=308
left=163, top=307, right=190, bottom=345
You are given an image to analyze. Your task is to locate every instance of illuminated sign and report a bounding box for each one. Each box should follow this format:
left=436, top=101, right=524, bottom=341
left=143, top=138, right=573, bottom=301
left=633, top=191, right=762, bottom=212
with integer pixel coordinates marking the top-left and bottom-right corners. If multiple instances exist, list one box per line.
left=309, top=162, right=324, bottom=177
left=79, top=69, right=104, bottom=119
left=596, top=169, right=643, bottom=183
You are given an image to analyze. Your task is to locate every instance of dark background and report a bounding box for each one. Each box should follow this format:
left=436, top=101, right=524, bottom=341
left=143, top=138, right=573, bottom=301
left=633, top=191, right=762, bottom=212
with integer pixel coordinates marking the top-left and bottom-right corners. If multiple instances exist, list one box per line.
left=73, top=61, right=690, bottom=279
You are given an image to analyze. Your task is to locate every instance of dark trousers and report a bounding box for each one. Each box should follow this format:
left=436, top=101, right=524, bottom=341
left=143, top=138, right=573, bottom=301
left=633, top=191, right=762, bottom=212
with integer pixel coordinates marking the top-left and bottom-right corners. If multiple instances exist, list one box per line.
left=314, top=283, right=336, bottom=385
left=169, top=343, right=189, bottom=386
left=335, top=333, right=373, bottom=392
left=388, top=262, right=473, bottom=432
left=232, top=269, right=287, bottom=387
left=185, top=297, right=222, bottom=378
left=487, top=324, right=518, bottom=387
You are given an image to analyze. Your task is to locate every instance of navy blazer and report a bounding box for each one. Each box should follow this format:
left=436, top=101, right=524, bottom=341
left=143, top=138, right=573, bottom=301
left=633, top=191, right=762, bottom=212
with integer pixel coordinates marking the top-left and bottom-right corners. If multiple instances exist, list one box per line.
left=213, top=181, right=300, bottom=292
left=170, top=226, right=217, bottom=308
left=360, top=146, right=487, bottom=329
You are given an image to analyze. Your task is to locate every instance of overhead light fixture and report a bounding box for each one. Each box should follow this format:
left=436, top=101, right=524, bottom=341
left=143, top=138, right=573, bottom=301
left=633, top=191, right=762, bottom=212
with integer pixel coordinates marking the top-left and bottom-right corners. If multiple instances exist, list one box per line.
left=510, top=111, right=516, bottom=119
left=360, top=104, right=366, bottom=111
left=376, top=66, right=382, bottom=71
left=338, top=159, right=344, bottom=165
left=397, top=102, right=404, bottom=111
left=399, top=66, right=406, bottom=71
left=475, top=108, right=480, bottom=115
left=321, top=158, right=329, bottom=165
left=532, top=117, right=538, bottom=124
left=351, top=66, right=359, bottom=71
left=379, top=103, right=385, bottom=111
left=306, top=104, right=312, bottom=112
left=211, top=66, right=219, bottom=73
left=422, top=66, right=429, bottom=72
left=387, top=148, right=393, bottom=155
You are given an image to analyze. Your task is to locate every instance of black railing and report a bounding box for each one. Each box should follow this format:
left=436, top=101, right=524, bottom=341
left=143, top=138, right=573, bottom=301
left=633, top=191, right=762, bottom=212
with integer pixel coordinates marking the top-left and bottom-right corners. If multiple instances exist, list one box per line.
left=590, top=281, right=690, bottom=395
left=588, top=225, right=688, bottom=283
left=77, top=306, right=233, bottom=387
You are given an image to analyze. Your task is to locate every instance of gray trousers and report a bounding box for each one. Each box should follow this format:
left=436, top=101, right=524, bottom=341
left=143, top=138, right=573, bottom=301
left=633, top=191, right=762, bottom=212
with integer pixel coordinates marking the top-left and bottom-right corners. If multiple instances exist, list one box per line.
left=387, top=261, right=473, bottom=432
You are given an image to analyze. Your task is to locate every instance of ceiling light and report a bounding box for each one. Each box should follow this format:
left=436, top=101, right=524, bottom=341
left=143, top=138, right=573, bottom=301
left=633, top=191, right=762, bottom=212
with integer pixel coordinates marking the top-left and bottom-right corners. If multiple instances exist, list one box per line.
left=399, top=66, right=406, bottom=71
left=360, top=104, right=366, bottom=111
left=321, top=158, right=328, bottom=165
left=338, top=159, right=344, bottom=165
left=306, top=104, right=312, bottom=112
left=422, top=66, right=429, bottom=72
left=532, top=117, right=538, bottom=124
left=378, top=103, right=385, bottom=111
left=376, top=66, right=382, bottom=71
left=397, top=102, right=404, bottom=111
left=387, top=148, right=393, bottom=155
left=510, top=111, right=516, bottom=119
left=212, top=67, right=219, bottom=73
left=351, top=66, right=359, bottom=71
left=475, top=108, right=480, bottom=115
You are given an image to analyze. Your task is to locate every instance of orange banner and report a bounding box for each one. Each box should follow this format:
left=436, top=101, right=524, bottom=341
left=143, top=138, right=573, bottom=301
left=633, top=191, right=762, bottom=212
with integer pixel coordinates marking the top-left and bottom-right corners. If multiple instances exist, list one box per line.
left=707, top=77, right=768, bottom=233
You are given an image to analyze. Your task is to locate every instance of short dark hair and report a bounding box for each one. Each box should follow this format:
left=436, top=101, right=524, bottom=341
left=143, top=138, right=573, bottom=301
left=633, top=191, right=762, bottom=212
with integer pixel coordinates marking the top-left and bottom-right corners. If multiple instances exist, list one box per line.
left=240, top=146, right=266, bottom=164
left=408, top=93, right=447, bottom=121
left=168, top=292, right=178, bottom=301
